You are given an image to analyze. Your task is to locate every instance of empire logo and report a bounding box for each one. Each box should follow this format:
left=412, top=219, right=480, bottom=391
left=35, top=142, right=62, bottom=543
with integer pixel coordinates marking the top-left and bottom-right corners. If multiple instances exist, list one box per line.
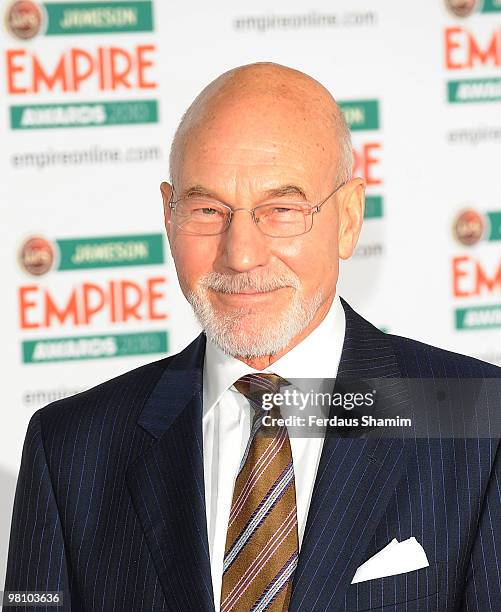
left=19, top=278, right=167, bottom=329
left=19, top=277, right=169, bottom=362
left=17, top=233, right=169, bottom=363
left=445, top=27, right=501, bottom=70
left=444, top=22, right=501, bottom=103
left=453, top=256, right=501, bottom=297
left=339, top=99, right=384, bottom=220
left=6, top=46, right=156, bottom=94
left=6, top=44, right=158, bottom=129
left=452, top=256, right=501, bottom=330
left=353, top=143, right=381, bottom=188
left=451, top=208, right=501, bottom=330
left=4, top=1, right=158, bottom=129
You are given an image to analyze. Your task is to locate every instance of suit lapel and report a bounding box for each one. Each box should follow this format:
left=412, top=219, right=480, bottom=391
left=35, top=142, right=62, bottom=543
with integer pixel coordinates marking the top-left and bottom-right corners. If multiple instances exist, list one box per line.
left=289, top=299, right=411, bottom=612
left=126, top=333, right=215, bottom=611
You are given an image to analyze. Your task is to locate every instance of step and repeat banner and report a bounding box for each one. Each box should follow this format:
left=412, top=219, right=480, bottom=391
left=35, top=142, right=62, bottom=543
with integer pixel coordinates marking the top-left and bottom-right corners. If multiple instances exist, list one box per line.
left=1, top=0, right=500, bottom=584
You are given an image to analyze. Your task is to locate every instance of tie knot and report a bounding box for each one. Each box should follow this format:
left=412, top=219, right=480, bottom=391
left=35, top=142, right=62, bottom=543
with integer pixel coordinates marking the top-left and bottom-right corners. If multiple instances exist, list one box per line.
left=233, top=373, right=289, bottom=409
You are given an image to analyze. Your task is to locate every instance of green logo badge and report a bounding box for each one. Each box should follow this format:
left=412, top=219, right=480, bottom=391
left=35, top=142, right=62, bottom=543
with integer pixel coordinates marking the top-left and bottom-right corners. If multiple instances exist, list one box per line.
left=339, top=100, right=379, bottom=131
left=448, top=78, right=501, bottom=103
left=455, top=304, right=501, bottom=330
left=23, top=330, right=168, bottom=362
left=10, top=100, right=158, bottom=130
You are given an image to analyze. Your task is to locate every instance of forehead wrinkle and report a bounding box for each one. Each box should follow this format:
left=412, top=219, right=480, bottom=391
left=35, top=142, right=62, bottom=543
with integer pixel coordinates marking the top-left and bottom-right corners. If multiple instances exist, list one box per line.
left=177, top=182, right=309, bottom=204
left=183, top=139, right=317, bottom=169
left=189, top=95, right=334, bottom=146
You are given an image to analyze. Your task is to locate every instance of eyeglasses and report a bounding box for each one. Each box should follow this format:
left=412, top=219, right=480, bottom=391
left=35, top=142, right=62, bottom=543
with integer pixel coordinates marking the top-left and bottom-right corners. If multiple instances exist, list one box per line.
left=168, top=181, right=346, bottom=238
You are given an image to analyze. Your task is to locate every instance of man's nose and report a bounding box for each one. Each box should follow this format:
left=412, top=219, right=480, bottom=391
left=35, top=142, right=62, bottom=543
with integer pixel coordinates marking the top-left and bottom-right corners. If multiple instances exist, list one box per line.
left=221, top=208, right=271, bottom=272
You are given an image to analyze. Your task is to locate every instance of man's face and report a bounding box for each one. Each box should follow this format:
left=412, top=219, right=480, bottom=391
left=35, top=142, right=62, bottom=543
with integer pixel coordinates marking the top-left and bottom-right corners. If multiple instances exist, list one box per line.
left=162, top=95, right=363, bottom=359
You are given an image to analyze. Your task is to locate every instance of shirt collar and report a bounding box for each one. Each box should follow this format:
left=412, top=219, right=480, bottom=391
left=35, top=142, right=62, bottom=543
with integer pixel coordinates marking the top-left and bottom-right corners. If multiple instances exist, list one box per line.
left=202, top=293, right=346, bottom=415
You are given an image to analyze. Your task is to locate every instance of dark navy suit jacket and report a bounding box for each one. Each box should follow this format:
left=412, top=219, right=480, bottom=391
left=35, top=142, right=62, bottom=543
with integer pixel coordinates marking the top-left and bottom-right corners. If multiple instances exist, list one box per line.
left=5, top=299, right=501, bottom=611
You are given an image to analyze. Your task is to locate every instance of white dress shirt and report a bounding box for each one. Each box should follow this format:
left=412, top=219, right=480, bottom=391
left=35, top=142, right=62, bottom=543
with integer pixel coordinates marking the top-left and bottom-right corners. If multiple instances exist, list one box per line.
left=202, top=293, right=346, bottom=608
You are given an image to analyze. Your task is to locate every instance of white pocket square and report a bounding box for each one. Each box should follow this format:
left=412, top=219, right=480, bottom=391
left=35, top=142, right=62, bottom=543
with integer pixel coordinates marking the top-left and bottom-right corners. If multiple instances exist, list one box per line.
left=351, top=537, right=429, bottom=584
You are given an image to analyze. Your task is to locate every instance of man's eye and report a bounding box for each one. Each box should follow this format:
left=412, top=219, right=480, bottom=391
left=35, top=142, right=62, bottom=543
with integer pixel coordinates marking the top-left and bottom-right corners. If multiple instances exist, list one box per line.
left=192, top=206, right=221, bottom=216
left=275, top=207, right=297, bottom=213
left=269, top=206, right=301, bottom=215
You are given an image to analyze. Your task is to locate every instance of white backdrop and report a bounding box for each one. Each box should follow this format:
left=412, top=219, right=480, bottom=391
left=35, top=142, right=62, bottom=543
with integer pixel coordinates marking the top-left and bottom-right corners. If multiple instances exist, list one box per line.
left=2, top=0, right=501, bottom=586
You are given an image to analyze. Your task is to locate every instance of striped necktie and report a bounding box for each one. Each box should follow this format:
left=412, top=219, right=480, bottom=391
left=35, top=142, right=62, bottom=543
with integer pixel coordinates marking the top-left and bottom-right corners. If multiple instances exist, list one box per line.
left=220, top=373, right=299, bottom=612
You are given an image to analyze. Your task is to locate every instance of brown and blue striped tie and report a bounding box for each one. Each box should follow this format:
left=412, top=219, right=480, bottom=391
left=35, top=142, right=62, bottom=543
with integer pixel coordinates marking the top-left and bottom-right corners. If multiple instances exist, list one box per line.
left=220, top=373, right=299, bottom=612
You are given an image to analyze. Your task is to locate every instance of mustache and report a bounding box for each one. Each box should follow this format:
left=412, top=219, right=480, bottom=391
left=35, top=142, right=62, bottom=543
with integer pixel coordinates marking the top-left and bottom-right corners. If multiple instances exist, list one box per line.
left=198, top=271, right=300, bottom=293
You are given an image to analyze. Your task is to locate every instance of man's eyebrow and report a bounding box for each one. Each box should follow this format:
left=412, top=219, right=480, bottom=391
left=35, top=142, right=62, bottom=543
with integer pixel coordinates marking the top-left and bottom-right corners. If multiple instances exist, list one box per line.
left=180, top=185, right=218, bottom=199
left=264, top=185, right=307, bottom=200
left=178, top=184, right=308, bottom=201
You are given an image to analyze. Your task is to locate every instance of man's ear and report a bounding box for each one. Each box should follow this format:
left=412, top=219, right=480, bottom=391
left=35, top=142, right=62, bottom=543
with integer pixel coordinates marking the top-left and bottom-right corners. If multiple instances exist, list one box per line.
left=160, top=181, right=173, bottom=237
left=337, top=178, right=365, bottom=260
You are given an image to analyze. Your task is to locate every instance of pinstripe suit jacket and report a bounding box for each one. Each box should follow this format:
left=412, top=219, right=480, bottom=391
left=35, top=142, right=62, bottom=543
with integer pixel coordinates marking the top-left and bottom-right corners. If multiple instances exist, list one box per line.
left=5, top=299, right=501, bottom=611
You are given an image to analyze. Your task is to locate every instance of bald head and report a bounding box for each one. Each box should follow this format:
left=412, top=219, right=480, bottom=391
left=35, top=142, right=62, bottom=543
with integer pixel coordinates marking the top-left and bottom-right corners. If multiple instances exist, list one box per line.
left=169, top=62, right=352, bottom=188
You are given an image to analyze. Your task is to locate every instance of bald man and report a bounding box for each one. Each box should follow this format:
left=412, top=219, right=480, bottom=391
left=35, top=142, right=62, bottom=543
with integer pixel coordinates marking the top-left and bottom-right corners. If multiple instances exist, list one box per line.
left=5, top=63, right=501, bottom=612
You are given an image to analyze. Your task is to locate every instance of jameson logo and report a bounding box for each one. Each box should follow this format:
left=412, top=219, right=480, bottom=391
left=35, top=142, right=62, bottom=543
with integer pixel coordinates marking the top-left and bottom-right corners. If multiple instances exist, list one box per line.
left=445, top=0, right=501, bottom=16
left=11, top=100, right=158, bottom=129
left=5, top=0, right=153, bottom=39
left=22, top=331, right=168, bottom=363
left=339, top=99, right=379, bottom=131
left=453, top=209, right=501, bottom=245
left=19, top=233, right=165, bottom=275
left=48, top=1, right=153, bottom=35
left=5, top=0, right=46, bottom=39
left=59, top=234, right=164, bottom=269
left=445, top=0, right=480, bottom=17
left=18, top=236, right=54, bottom=275
left=455, top=304, right=501, bottom=330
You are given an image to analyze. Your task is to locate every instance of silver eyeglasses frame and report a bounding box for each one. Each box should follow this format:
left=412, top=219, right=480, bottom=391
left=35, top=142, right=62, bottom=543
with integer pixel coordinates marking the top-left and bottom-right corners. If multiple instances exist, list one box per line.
left=168, top=180, right=347, bottom=237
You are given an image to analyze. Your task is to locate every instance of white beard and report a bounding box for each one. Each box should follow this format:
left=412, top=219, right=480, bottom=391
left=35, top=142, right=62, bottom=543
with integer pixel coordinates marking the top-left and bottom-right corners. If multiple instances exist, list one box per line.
left=185, top=271, right=324, bottom=358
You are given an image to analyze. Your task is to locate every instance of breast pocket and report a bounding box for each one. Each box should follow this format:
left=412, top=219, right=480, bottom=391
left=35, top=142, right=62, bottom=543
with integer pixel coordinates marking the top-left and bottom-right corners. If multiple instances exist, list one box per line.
left=342, top=563, right=443, bottom=611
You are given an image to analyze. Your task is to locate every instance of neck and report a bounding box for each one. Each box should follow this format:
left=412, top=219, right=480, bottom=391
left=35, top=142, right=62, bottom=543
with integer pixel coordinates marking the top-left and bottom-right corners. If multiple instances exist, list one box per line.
left=236, top=294, right=335, bottom=370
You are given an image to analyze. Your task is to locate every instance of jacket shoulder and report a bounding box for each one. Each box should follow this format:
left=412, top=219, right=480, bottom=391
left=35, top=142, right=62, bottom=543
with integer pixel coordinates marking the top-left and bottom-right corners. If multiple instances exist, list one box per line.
left=387, top=332, right=501, bottom=378
left=340, top=298, right=501, bottom=378
left=35, top=354, right=175, bottom=450
left=34, top=332, right=206, bottom=452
